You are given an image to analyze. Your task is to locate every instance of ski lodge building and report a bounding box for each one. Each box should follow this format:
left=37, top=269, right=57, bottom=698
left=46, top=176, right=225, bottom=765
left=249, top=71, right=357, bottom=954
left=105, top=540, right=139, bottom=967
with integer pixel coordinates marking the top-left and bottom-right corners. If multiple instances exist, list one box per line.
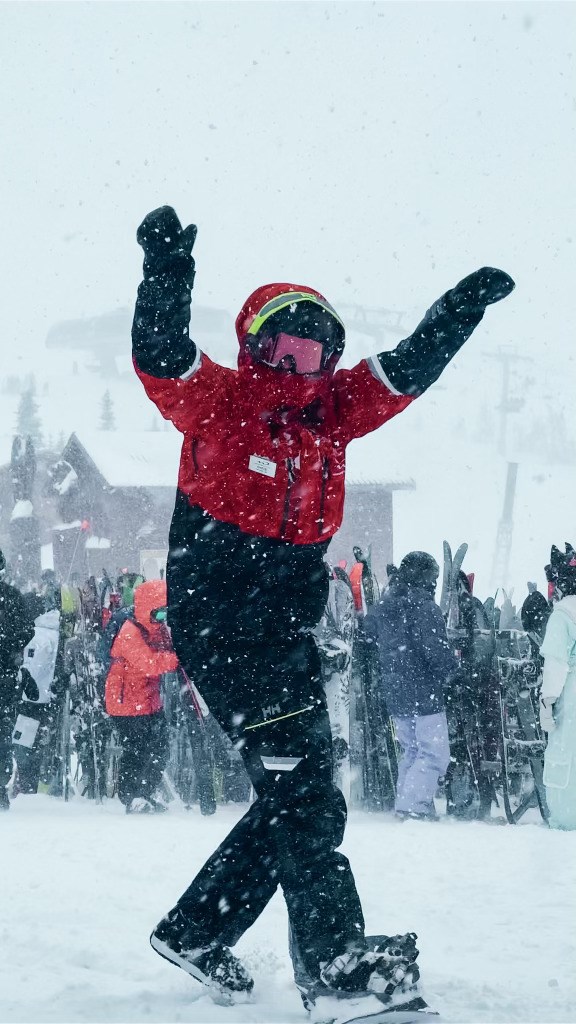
left=52, top=432, right=414, bottom=586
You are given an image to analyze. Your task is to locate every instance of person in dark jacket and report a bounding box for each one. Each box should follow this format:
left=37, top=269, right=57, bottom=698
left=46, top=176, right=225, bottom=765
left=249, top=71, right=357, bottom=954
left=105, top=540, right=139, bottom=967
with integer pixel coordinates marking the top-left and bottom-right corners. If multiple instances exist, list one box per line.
left=366, top=551, right=458, bottom=820
left=132, top=204, right=514, bottom=1011
left=0, top=551, right=37, bottom=809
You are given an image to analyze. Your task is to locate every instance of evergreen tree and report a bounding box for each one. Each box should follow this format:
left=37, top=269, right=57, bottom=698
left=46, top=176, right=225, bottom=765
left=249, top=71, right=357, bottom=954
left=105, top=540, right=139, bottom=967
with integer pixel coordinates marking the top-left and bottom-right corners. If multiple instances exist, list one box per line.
left=16, top=385, right=43, bottom=446
left=99, top=389, right=116, bottom=431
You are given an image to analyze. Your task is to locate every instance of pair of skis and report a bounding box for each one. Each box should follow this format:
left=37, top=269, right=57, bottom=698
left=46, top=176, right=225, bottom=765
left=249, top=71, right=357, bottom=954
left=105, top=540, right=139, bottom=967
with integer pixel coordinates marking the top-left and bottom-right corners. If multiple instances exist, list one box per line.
left=439, top=541, right=468, bottom=626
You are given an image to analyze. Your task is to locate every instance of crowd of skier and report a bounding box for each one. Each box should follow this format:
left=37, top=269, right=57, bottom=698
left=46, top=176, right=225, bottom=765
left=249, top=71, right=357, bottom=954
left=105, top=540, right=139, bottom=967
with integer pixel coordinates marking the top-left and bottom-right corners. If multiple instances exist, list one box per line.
left=1, top=539, right=574, bottom=831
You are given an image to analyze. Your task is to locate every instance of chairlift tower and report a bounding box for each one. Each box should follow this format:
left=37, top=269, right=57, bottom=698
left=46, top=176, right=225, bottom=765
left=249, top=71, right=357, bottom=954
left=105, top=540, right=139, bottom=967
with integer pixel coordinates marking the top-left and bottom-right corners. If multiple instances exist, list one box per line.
left=486, top=347, right=532, bottom=457
left=490, top=461, right=519, bottom=591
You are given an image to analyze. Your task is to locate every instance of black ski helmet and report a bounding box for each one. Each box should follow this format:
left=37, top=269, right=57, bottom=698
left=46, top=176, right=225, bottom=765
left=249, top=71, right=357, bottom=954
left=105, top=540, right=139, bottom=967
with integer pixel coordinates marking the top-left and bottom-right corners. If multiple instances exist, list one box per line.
left=545, top=543, right=576, bottom=599
left=398, top=551, right=440, bottom=590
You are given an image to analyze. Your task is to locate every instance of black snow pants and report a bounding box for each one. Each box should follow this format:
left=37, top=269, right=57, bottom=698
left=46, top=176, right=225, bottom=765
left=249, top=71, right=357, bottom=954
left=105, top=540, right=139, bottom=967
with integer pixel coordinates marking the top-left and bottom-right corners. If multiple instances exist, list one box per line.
left=165, top=633, right=365, bottom=981
left=115, top=711, right=168, bottom=807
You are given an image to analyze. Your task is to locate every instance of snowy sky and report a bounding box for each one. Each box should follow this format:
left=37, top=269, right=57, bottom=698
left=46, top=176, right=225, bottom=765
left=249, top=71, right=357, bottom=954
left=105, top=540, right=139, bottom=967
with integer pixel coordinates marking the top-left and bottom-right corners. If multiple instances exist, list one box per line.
left=1, top=1, right=573, bottom=359
left=0, top=0, right=574, bottom=594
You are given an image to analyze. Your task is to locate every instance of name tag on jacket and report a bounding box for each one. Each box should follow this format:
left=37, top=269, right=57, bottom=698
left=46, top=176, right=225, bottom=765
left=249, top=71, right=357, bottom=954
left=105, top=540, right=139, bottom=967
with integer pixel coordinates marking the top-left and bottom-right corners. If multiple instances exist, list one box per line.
left=248, top=455, right=277, bottom=478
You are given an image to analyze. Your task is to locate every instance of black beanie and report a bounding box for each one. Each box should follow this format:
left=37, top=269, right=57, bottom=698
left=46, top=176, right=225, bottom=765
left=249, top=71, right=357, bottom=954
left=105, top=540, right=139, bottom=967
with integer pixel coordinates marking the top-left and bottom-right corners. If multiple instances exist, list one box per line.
left=398, top=551, right=439, bottom=589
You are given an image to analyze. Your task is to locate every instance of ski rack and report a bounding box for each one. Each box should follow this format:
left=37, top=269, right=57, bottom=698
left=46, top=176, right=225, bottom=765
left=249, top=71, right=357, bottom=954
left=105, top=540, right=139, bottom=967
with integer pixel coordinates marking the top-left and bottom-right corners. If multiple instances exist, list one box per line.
left=495, top=641, right=549, bottom=825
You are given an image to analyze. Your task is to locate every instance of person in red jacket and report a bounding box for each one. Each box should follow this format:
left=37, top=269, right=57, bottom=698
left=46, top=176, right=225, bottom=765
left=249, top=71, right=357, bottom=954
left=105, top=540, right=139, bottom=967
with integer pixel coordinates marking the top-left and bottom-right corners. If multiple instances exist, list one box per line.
left=105, top=579, right=178, bottom=814
left=132, top=206, right=514, bottom=1014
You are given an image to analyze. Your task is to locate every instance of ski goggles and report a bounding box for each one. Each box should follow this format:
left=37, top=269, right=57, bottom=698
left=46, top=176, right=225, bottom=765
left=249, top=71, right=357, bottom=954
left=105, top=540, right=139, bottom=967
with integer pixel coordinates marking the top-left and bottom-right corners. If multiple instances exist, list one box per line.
left=257, top=332, right=324, bottom=374
left=150, top=607, right=168, bottom=623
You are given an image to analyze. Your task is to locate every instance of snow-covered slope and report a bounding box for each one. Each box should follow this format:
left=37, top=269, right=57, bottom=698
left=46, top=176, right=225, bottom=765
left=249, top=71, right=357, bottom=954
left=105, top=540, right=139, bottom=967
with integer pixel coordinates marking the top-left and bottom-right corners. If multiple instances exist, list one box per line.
left=1, top=796, right=575, bottom=1023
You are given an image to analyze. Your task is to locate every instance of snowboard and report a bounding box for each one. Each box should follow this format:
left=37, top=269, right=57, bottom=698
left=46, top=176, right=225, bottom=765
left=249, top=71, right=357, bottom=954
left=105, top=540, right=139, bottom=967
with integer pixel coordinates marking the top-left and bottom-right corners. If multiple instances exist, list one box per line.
left=441, top=541, right=498, bottom=820
left=327, top=1012, right=441, bottom=1024
left=316, top=571, right=355, bottom=800
left=316, top=996, right=441, bottom=1024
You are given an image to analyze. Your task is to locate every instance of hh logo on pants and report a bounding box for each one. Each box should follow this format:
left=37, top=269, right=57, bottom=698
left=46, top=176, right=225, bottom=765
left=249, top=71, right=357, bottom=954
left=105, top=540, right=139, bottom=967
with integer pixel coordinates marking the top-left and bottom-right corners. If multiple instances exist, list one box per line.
left=262, top=704, right=281, bottom=720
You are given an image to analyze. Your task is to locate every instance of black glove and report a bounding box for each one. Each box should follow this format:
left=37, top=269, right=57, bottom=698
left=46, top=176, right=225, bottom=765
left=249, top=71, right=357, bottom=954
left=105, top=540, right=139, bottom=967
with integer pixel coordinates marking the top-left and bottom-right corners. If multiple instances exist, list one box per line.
left=133, top=206, right=198, bottom=378
left=448, top=267, right=515, bottom=317
left=137, top=206, right=197, bottom=279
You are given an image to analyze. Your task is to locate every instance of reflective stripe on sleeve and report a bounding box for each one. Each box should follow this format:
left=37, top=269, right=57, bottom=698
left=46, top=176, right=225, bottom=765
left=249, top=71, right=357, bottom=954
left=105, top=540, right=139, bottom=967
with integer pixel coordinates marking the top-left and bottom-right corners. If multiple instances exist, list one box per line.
left=179, top=347, right=203, bottom=380
left=366, top=355, right=404, bottom=396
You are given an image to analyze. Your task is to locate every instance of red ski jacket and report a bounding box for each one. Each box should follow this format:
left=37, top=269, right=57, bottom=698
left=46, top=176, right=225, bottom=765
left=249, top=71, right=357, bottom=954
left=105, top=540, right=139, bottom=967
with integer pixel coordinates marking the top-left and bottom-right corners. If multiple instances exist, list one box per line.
left=135, top=283, right=414, bottom=546
left=105, top=580, right=179, bottom=717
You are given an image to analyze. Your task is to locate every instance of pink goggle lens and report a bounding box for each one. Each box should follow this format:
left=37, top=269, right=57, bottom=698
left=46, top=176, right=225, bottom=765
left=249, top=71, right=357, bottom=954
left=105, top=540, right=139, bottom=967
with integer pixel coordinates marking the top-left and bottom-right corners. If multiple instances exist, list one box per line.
left=267, top=332, right=324, bottom=374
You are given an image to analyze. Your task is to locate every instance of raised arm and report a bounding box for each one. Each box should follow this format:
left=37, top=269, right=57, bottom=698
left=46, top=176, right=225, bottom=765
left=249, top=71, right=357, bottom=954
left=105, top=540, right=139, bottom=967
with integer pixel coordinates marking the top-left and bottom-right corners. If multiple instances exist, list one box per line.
left=132, top=206, right=234, bottom=432
left=333, top=267, right=514, bottom=441
left=373, top=267, right=515, bottom=396
left=132, top=205, right=198, bottom=379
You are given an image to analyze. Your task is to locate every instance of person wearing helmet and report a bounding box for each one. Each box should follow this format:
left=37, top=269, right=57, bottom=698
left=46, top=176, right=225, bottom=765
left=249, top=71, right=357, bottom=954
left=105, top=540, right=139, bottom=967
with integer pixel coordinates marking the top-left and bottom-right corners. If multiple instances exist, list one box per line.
left=132, top=206, right=514, bottom=1014
left=539, top=544, right=576, bottom=830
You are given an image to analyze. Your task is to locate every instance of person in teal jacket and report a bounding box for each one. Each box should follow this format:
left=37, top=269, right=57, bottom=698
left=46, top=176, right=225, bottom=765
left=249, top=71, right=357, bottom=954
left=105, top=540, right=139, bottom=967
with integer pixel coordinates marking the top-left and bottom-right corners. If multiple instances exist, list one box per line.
left=539, top=546, right=576, bottom=830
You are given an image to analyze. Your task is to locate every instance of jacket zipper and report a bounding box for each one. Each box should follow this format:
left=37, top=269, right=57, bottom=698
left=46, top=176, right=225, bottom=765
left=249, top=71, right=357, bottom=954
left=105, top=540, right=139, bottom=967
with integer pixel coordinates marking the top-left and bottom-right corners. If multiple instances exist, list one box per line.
left=191, top=438, right=199, bottom=475
left=280, top=457, right=297, bottom=538
left=318, top=457, right=330, bottom=536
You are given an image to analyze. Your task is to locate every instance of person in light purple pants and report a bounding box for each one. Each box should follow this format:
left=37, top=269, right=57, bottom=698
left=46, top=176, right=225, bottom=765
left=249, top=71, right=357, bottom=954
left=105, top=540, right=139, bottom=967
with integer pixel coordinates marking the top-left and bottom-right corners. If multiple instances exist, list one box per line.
left=365, top=551, right=458, bottom=820
left=393, top=712, right=451, bottom=817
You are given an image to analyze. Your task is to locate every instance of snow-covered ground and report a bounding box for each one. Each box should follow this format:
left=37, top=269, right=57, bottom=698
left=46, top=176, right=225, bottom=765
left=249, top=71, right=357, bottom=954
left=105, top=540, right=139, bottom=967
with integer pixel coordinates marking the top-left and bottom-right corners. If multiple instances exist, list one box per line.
left=1, top=796, right=575, bottom=1024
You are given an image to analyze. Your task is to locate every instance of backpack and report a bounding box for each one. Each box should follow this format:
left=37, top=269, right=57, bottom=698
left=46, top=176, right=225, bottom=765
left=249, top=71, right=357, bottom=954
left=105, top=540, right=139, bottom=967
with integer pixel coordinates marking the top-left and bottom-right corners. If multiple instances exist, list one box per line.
left=96, top=607, right=135, bottom=677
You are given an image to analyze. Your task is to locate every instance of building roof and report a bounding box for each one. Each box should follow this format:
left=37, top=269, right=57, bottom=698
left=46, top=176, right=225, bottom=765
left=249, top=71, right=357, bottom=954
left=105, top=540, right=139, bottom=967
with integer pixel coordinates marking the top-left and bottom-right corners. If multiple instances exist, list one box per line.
left=66, top=431, right=181, bottom=489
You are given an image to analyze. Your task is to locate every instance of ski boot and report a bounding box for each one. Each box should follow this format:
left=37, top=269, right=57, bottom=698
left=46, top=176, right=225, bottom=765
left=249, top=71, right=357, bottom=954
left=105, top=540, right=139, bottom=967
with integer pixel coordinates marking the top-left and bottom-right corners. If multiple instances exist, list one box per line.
left=304, top=934, right=438, bottom=1023
left=150, top=910, right=254, bottom=1005
left=126, top=797, right=155, bottom=814
left=394, top=810, right=439, bottom=823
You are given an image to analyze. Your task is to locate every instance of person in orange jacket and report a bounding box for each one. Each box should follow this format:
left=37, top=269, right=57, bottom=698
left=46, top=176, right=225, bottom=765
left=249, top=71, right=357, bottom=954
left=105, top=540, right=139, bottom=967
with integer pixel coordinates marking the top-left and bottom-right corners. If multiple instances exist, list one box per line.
left=105, top=579, right=178, bottom=814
